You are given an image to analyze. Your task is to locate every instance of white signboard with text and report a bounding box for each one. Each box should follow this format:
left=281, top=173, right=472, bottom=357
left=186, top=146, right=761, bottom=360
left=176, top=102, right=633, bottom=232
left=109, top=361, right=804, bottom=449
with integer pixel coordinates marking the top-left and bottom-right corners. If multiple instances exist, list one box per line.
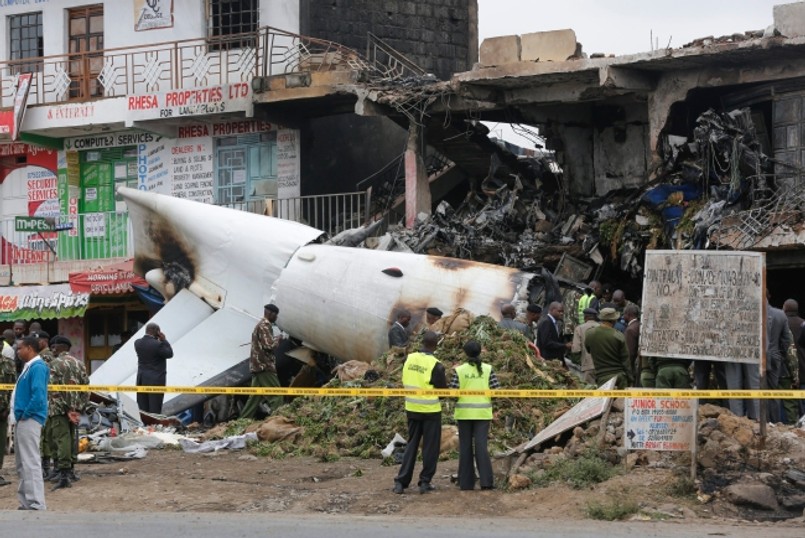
left=624, top=395, right=697, bottom=452
left=127, top=84, right=252, bottom=121
left=639, top=250, right=764, bottom=364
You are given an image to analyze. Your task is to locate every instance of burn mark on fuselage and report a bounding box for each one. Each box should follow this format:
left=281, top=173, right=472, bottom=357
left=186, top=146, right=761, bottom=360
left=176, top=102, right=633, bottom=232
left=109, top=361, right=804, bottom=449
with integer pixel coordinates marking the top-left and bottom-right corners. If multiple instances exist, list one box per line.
left=136, top=215, right=198, bottom=294
left=429, top=257, right=474, bottom=271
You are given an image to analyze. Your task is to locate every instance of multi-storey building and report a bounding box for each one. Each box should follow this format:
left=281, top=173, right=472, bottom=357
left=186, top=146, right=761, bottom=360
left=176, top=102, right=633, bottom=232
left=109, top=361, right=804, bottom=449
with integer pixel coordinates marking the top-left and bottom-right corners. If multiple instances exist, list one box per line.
left=0, top=0, right=479, bottom=372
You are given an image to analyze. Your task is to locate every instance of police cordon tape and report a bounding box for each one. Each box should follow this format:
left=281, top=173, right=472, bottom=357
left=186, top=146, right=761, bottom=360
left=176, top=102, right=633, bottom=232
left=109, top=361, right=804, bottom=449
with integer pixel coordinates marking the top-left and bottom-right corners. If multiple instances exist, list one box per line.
left=0, top=384, right=803, bottom=399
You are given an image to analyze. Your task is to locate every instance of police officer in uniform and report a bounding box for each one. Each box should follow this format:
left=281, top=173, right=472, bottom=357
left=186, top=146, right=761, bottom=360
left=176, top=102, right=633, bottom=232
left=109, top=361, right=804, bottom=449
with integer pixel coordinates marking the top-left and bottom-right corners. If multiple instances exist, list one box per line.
left=393, top=331, right=447, bottom=494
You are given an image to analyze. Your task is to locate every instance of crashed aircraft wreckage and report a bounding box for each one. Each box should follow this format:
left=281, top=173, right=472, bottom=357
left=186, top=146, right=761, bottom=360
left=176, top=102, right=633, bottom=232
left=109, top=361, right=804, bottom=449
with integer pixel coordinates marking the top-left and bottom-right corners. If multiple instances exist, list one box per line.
left=91, top=187, right=564, bottom=416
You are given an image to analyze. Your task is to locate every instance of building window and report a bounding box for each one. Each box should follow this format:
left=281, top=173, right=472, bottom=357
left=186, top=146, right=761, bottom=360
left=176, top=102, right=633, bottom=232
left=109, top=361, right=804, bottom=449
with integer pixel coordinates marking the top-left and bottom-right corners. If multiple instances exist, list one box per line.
left=215, top=132, right=278, bottom=207
left=9, top=12, right=43, bottom=73
left=208, top=0, right=259, bottom=50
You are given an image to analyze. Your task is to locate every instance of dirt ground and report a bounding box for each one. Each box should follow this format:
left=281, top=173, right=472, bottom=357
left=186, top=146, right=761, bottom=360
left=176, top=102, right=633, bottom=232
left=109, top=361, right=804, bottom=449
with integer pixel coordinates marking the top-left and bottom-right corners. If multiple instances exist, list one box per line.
left=0, top=448, right=800, bottom=529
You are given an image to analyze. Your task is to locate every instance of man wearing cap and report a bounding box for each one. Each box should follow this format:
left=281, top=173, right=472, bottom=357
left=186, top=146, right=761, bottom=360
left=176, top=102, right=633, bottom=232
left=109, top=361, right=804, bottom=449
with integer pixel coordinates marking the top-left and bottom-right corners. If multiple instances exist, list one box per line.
left=585, top=307, right=633, bottom=388
left=45, top=336, right=88, bottom=488
left=134, top=323, right=174, bottom=414
left=13, top=334, right=49, bottom=510
left=241, top=304, right=284, bottom=419
left=0, top=330, right=16, bottom=487
left=30, top=331, right=53, bottom=364
left=425, top=307, right=443, bottom=327
left=571, top=308, right=599, bottom=384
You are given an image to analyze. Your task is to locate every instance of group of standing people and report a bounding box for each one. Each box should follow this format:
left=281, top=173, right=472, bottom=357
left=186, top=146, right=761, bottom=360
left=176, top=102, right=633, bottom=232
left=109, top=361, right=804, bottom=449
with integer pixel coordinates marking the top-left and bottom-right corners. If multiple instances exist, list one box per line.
left=0, top=320, right=89, bottom=511
left=392, top=331, right=498, bottom=494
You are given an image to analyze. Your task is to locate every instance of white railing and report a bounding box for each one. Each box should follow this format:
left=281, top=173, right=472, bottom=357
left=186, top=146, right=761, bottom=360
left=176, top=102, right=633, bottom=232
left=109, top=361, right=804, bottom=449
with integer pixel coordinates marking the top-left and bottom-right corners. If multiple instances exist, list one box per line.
left=218, top=191, right=370, bottom=237
left=0, top=211, right=132, bottom=265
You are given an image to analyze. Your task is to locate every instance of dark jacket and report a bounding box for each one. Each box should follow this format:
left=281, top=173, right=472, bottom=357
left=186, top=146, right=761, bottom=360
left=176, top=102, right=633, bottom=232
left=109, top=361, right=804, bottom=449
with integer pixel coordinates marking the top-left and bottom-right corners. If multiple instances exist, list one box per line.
left=388, top=322, right=409, bottom=348
left=134, top=334, right=174, bottom=374
left=536, top=315, right=566, bottom=359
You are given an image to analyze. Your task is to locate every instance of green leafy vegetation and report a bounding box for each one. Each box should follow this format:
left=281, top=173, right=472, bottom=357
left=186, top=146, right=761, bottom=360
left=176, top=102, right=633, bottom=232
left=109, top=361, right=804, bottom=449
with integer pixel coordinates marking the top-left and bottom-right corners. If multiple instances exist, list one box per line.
left=585, top=499, right=639, bottom=521
left=531, top=451, right=616, bottom=489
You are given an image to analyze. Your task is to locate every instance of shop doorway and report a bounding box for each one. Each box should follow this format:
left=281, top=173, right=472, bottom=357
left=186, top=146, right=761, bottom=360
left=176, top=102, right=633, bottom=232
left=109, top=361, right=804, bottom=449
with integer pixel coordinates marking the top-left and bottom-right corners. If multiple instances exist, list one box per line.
left=85, top=304, right=148, bottom=373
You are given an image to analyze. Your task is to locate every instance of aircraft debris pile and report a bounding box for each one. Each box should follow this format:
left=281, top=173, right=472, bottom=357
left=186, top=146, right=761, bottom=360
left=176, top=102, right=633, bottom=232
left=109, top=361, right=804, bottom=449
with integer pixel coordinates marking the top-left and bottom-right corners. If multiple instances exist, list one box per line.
left=360, top=107, right=798, bottom=281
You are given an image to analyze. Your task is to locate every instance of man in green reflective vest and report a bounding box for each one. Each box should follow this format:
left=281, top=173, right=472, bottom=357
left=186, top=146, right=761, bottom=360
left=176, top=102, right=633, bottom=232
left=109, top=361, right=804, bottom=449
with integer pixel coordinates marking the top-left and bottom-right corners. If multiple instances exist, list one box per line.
left=577, top=281, right=601, bottom=324
left=451, top=340, right=500, bottom=490
left=393, top=331, right=447, bottom=495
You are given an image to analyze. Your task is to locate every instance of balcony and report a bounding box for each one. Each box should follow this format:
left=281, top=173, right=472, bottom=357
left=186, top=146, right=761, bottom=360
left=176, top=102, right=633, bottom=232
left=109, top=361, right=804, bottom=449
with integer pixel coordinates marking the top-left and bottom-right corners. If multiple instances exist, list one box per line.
left=0, top=27, right=368, bottom=109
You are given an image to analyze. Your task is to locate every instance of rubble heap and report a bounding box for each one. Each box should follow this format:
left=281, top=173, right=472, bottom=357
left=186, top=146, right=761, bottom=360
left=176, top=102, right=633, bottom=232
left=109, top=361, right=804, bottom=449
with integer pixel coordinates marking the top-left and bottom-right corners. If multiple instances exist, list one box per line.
left=508, top=399, right=805, bottom=519
left=363, top=107, right=800, bottom=283
left=261, top=316, right=583, bottom=460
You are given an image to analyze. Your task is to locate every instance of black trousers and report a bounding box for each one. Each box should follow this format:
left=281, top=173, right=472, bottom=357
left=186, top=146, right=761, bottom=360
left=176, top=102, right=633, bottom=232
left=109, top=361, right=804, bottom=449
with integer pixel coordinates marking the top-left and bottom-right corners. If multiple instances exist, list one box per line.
left=137, top=369, right=166, bottom=414
left=395, top=411, right=441, bottom=488
left=457, top=420, right=493, bottom=490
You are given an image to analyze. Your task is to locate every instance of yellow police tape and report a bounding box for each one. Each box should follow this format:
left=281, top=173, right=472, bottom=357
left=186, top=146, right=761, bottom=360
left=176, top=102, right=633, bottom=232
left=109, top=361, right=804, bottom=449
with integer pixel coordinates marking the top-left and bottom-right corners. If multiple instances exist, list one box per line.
left=0, top=384, right=803, bottom=399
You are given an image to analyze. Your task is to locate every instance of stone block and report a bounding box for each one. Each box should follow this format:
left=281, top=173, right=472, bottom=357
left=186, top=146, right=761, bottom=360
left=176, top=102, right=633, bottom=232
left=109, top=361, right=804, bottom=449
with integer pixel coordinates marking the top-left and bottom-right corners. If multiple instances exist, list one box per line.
left=479, top=35, right=521, bottom=66
left=724, top=483, right=780, bottom=511
left=774, top=2, right=805, bottom=37
left=521, top=29, right=578, bottom=62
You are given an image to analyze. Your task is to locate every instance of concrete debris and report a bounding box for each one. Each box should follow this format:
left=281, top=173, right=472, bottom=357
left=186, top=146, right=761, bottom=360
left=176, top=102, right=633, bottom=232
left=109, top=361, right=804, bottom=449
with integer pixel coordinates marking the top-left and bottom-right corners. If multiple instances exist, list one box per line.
left=723, top=483, right=780, bottom=511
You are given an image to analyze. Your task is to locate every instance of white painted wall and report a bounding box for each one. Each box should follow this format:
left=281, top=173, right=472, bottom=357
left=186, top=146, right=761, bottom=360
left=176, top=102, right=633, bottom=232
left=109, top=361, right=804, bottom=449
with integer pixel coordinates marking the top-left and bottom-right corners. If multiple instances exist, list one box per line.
left=0, top=0, right=300, bottom=62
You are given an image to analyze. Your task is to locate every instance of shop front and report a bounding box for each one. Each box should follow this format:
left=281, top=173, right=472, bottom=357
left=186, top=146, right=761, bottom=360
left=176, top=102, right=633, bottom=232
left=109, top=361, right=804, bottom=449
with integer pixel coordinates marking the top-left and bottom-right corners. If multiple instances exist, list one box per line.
left=69, top=258, right=151, bottom=373
left=0, top=283, right=90, bottom=365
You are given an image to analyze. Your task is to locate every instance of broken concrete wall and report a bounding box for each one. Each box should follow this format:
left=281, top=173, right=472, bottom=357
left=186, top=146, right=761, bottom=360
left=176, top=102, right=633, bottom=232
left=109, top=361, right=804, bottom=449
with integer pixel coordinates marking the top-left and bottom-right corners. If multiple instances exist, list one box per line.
left=649, top=55, right=805, bottom=171
left=528, top=105, right=596, bottom=197
left=520, top=29, right=578, bottom=63
left=593, top=103, right=650, bottom=194
left=774, top=1, right=805, bottom=38
left=479, top=35, right=521, bottom=66
left=524, top=103, right=648, bottom=197
left=301, top=0, right=478, bottom=80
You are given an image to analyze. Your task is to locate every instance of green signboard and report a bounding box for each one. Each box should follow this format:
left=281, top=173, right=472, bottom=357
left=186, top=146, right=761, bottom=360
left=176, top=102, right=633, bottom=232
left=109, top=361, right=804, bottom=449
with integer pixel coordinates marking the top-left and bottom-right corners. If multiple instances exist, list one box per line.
left=15, top=216, right=50, bottom=232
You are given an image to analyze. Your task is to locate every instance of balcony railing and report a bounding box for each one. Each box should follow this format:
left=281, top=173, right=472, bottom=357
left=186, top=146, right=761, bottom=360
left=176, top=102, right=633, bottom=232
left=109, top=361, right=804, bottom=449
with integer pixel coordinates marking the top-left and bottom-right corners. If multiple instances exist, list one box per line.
left=0, top=27, right=370, bottom=107
left=218, top=191, right=370, bottom=238
left=0, top=211, right=132, bottom=265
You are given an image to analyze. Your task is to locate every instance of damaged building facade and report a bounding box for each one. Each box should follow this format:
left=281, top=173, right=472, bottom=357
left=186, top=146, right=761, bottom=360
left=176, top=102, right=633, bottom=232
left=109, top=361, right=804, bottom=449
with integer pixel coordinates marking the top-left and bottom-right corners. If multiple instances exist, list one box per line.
left=325, top=2, right=805, bottom=303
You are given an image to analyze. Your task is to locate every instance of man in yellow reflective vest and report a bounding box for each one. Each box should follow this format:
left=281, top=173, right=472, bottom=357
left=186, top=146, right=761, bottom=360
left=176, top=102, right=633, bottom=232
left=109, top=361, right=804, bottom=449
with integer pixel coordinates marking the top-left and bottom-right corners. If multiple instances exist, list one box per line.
left=450, top=340, right=499, bottom=490
left=393, top=331, right=447, bottom=495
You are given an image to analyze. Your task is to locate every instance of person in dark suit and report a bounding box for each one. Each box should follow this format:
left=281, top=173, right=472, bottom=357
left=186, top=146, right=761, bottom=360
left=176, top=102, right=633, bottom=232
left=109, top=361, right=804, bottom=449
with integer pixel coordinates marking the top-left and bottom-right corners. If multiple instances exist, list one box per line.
left=134, top=323, right=174, bottom=414
left=388, top=309, right=412, bottom=349
left=536, top=302, right=571, bottom=361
